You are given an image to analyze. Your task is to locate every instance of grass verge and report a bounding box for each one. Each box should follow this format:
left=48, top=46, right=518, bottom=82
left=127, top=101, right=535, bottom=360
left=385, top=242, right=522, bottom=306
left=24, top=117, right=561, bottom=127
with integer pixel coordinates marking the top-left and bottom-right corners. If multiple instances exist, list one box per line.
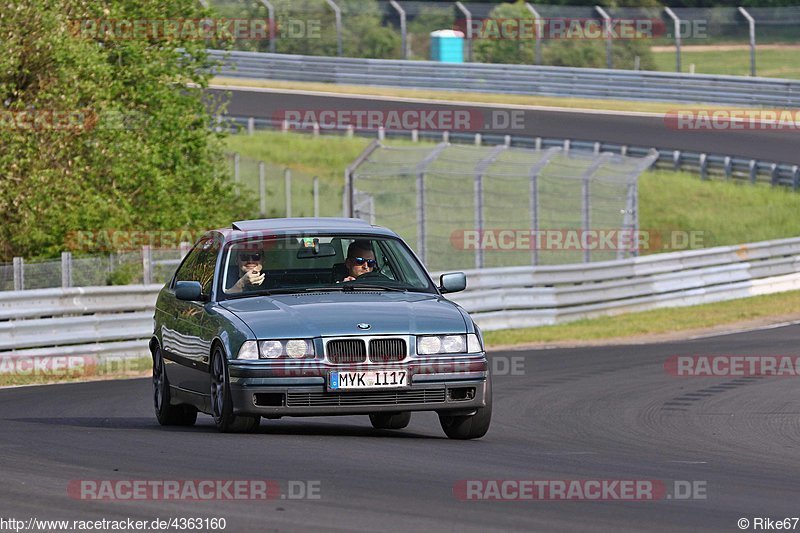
left=484, top=289, right=800, bottom=348
left=652, top=47, right=800, bottom=79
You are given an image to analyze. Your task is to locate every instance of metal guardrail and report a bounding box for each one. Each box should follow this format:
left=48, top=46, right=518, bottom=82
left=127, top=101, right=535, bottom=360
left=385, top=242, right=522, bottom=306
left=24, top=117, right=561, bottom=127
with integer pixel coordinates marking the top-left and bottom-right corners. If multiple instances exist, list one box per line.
left=227, top=116, right=800, bottom=190
left=2, top=236, right=799, bottom=359
left=209, top=50, right=800, bottom=107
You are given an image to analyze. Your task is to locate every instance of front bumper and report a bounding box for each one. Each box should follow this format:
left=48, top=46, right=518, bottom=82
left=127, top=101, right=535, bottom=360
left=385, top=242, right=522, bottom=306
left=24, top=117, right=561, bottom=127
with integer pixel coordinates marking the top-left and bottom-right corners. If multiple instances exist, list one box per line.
left=228, top=355, right=488, bottom=417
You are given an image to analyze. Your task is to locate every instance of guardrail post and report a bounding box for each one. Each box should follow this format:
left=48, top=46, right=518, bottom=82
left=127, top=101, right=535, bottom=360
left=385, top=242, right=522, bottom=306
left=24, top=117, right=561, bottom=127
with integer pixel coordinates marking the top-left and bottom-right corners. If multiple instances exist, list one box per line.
left=284, top=168, right=292, bottom=217
left=142, top=246, right=152, bottom=285
left=474, top=133, right=481, bottom=146
left=673, top=150, right=681, bottom=170
left=247, top=117, right=255, bottom=135
left=313, top=122, right=320, bottom=137
left=61, top=252, right=72, bottom=288
left=442, top=131, right=449, bottom=143
left=595, top=6, right=613, bottom=69
left=792, top=165, right=799, bottom=191
left=378, top=127, right=385, bottom=141
left=723, top=156, right=732, bottom=179
left=738, top=7, right=756, bottom=77
left=13, top=257, right=24, bottom=291
left=535, top=137, right=542, bottom=151
left=324, top=0, right=343, bottom=57
left=620, top=145, right=628, bottom=156
left=699, top=153, right=708, bottom=180
left=749, top=160, right=757, bottom=183
left=346, top=125, right=354, bottom=138
left=664, top=7, right=682, bottom=72
left=525, top=3, right=543, bottom=65
left=770, top=163, right=779, bottom=186
left=313, top=176, right=320, bottom=217
left=504, top=135, right=511, bottom=147
left=281, top=119, right=288, bottom=133
left=455, top=2, right=472, bottom=62
left=259, top=0, right=276, bottom=54
left=593, top=142, right=601, bottom=155
left=389, top=0, right=407, bottom=59
left=259, top=161, right=267, bottom=217
left=411, top=129, right=418, bottom=142
left=563, top=139, right=570, bottom=152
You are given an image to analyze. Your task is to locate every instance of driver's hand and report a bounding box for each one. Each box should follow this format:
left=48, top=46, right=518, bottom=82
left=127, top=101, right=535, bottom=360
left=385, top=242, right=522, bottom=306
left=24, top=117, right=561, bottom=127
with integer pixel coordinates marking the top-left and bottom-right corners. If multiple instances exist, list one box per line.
left=246, top=269, right=265, bottom=286
left=343, top=276, right=355, bottom=282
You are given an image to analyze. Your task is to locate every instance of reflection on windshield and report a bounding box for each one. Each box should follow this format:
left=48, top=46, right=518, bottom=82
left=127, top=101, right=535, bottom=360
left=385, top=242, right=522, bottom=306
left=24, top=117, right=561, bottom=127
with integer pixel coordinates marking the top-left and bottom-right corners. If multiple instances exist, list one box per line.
left=220, top=234, right=434, bottom=298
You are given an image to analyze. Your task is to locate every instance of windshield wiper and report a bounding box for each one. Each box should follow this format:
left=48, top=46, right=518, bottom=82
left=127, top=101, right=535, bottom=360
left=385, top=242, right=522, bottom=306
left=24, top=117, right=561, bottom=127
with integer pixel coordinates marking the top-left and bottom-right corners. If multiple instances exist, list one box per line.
left=340, top=284, right=407, bottom=292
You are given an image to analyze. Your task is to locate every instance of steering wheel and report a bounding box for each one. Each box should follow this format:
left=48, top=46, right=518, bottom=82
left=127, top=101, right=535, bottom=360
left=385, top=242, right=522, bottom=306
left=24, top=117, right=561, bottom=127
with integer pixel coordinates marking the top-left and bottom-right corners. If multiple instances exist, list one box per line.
left=356, top=270, right=392, bottom=282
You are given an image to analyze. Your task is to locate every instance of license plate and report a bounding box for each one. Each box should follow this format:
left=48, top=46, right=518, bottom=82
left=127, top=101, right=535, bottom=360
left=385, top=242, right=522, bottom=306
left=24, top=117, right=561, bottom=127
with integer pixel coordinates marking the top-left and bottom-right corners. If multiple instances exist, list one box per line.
left=329, top=370, right=408, bottom=390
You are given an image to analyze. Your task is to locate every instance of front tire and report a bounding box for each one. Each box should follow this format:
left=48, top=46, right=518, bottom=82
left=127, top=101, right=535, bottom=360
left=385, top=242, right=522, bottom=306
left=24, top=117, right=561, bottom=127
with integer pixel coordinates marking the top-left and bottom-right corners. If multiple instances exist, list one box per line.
left=438, top=378, right=492, bottom=440
left=369, top=411, right=411, bottom=430
left=210, top=347, right=260, bottom=433
left=153, top=346, right=197, bottom=426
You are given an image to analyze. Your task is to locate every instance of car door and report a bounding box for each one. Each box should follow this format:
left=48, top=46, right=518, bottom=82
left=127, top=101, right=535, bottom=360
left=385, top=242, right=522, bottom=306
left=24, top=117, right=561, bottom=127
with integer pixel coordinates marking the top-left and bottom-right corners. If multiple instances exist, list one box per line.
left=165, top=236, right=220, bottom=396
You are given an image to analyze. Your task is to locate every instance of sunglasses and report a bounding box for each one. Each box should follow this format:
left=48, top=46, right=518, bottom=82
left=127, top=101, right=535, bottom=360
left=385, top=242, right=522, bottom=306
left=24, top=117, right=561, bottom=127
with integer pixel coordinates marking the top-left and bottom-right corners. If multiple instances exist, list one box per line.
left=351, top=257, right=377, bottom=268
left=239, top=253, right=262, bottom=262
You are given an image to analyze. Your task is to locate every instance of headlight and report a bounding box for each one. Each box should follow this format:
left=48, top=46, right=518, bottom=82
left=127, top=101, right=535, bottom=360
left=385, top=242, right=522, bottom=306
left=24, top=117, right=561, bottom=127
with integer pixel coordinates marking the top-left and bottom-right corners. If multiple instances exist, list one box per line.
left=237, top=341, right=259, bottom=360
left=257, top=339, right=315, bottom=359
left=418, top=334, right=484, bottom=355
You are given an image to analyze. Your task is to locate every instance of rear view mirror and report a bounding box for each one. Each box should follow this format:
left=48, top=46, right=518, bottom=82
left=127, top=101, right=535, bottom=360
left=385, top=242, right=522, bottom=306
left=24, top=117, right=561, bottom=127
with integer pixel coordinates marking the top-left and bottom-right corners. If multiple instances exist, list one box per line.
left=297, top=243, right=336, bottom=259
left=175, top=281, right=203, bottom=301
left=439, top=272, right=467, bottom=294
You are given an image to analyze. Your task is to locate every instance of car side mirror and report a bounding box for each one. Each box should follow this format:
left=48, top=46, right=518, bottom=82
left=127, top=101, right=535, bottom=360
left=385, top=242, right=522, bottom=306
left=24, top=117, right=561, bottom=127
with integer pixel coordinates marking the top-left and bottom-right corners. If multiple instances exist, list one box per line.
left=175, top=281, right=204, bottom=301
left=439, top=272, right=467, bottom=294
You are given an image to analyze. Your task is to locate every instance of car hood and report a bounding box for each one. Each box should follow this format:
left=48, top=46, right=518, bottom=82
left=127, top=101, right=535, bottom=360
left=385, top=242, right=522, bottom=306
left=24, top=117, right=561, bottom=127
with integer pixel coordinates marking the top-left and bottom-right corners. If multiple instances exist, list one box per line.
left=219, top=291, right=468, bottom=338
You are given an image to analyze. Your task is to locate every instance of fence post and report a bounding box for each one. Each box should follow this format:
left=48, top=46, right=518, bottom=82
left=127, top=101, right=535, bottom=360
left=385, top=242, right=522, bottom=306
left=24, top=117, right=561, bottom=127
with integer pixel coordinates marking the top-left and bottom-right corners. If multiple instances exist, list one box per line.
left=525, top=3, right=542, bottom=65
left=247, top=117, right=255, bottom=135
left=378, top=127, right=385, bottom=141
left=389, top=0, right=407, bottom=59
left=61, top=251, right=72, bottom=288
left=313, top=176, right=320, bottom=217
left=179, top=241, right=192, bottom=259
left=738, top=7, right=756, bottom=77
left=233, top=152, right=240, bottom=195
left=284, top=168, right=292, bottom=218
left=664, top=7, right=681, bottom=72
left=324, top=0, right=343, bottom=57
left=260, top=0, right=276, bottom=54
left=13, top=257, right=23, bottom=291
left=595, top=6, right=613, bottom=69
left=259, top=161, right=267, bottom=217
left=474, top=166, right=484, bottom=269
left=455, top=2, right=472, bottom=62
left=142, top=245, right=153, bottom=285
left=416, top=169, right=426, bottom=265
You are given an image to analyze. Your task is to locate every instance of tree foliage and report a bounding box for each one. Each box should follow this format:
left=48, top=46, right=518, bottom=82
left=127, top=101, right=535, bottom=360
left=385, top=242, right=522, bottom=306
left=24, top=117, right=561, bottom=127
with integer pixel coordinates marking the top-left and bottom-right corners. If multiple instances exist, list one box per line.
left=0, top=0, right=252, bottom=261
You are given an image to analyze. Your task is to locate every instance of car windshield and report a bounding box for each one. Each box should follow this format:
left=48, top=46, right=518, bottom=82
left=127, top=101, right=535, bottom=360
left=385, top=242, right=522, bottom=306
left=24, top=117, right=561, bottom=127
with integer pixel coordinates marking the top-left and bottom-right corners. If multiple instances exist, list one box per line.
left=219, top=234, right=436, bottom=298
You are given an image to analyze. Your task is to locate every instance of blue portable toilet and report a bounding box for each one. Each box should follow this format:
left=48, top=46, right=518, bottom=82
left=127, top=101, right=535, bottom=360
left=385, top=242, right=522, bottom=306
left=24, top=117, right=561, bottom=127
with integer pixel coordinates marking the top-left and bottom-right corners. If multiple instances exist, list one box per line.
left=430, top=29, right=464, bottom=63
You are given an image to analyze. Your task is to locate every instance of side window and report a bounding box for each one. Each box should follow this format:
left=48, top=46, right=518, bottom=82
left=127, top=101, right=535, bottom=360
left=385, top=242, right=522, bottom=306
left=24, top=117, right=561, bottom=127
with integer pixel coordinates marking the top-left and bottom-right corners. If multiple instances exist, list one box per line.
left=173, top=238, right=219, bottom=297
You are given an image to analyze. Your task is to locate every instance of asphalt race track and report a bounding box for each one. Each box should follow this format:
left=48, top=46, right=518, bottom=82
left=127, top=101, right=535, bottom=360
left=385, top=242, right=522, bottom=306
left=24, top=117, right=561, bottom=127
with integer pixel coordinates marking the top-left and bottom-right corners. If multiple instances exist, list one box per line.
left=211, top=87, right=800, bottom=165
left=2, top=325, right=799, bottom=532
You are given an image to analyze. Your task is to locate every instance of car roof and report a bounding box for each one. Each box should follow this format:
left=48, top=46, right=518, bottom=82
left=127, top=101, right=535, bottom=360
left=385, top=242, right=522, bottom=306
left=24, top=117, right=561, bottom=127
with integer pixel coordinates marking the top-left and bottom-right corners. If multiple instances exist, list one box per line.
left=214, top=218, right=399, bottom=241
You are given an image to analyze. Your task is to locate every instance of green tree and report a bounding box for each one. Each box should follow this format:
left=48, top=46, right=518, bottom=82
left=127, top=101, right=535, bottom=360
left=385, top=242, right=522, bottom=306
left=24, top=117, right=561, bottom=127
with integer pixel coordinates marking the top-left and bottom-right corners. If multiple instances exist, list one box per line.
left=0, top=0, right=253, bottom=261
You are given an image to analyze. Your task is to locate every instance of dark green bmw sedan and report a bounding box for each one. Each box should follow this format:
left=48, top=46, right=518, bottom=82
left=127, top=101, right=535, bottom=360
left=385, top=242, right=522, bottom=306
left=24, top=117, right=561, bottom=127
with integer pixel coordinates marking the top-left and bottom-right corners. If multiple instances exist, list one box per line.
left=150, top=218, right=491, bottom=439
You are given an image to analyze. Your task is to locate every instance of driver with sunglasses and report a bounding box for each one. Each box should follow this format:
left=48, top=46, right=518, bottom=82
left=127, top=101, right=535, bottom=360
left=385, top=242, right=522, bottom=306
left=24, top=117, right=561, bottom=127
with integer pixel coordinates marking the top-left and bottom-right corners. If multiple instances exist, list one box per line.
left=229, top=250, right=266, bottom=293
left=342, top=240, right=377, bottom=282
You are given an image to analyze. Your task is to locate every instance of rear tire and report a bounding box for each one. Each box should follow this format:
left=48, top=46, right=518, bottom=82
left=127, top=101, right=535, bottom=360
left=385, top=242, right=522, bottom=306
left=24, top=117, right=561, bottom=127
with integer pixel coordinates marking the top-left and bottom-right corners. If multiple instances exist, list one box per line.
left=210, top=347, right=260, bottom=433
left=369, top=411, right=411, bottom=430
left=153, top=346, right=197, bottom=427
left=438, top=378, right=492, bottom=440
